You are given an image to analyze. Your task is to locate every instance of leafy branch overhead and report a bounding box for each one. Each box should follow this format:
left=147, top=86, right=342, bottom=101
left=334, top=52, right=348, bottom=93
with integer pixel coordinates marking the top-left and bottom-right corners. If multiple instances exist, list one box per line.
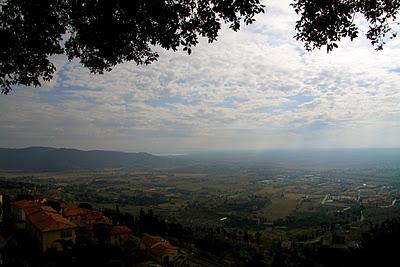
left=292, top=0, right=400, bottom=52
left=0, top=0, right=264, bottom=94
left=1, top=0, right=400, bottom=94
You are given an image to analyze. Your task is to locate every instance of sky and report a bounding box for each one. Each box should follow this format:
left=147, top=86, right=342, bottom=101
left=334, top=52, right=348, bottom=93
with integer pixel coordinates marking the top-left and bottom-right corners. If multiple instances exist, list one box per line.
left=1, top=0, right=400, bottom=154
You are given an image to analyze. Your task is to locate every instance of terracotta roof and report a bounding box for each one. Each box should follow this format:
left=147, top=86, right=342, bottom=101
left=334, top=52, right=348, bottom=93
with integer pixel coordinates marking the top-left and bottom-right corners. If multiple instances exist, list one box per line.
left=11, top=200, right=38, bottom=209
left=24, top=205, right=57, bottom=216
left=111, top=226, right=132, bottom=235
left=60, top=203, right=78, bottom=209
left=141, top=234, right=166, bottom=248
left=63, top=207, right=112, bottom=225
left=86, top=210, right=104, bottom=220
left=28, top=210, right=76, bottom=232
left=41, top=206, right=58, bottom=213
left=140, top=234, right=178, bottom=260
left=150, top=243, right=178, bottom=258
left=63, top=207, right=89, bottom=217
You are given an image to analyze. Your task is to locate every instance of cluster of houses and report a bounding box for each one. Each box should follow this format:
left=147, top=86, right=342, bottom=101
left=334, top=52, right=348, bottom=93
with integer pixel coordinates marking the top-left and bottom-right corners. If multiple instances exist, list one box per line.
left=5, top=195, right=184, bottom=266
left=9, top=197, right=132, bottom=252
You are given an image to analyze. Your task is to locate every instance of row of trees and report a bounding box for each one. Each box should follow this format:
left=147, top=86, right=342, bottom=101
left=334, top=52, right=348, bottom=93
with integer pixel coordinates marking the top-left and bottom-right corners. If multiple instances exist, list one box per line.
left=103, top=206, right=263, bottom=246
left=110, top=206, right=400, bottom=266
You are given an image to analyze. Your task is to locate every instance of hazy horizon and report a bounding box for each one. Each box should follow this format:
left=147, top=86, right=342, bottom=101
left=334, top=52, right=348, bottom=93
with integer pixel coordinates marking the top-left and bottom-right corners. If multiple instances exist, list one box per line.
left=2, top=145, right=400, bottom=156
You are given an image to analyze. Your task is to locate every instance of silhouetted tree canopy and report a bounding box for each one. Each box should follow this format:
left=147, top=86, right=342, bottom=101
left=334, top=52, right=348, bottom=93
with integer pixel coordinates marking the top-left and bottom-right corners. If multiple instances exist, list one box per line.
left=1, top=0, right=400, bottom=94
left=0, top=0, right=264, bottom=94
left=292, top=0, right=400, bottom=52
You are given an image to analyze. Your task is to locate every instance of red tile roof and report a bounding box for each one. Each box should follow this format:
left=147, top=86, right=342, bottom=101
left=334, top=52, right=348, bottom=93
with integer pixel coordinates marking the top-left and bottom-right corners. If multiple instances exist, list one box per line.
left=41, top=206, right=58, bottom=213
left=24, top=206, right=57, bottom=216
left=63, top=207, right=113, bottom=228
left=150, top=243, right=178, bottom=258
left=63, top=207, right=89, bottom=217
left=111, top=226, right=132, bottom=235
left=28, top=211, right=76, bottom=232
left=60, top=203, right=78, bottom=209
left=86, top=210, right=104, bottom=220
left=11, top=200, right=38, bottom=209
left=141, top=235, right=178, bottom=260
left=141, top=234, right=166, bottom=248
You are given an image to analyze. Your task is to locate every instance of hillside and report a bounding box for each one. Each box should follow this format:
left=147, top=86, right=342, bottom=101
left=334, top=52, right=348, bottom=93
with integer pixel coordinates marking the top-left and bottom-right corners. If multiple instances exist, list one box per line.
left=1, top=147, right=400, bottom=172
left=0, top=147, right=167, bottom=171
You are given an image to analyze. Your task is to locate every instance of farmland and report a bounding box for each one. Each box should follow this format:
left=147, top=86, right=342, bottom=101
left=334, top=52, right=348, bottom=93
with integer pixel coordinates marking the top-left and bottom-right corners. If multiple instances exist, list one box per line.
left=1, top=164, right=399, bottom=232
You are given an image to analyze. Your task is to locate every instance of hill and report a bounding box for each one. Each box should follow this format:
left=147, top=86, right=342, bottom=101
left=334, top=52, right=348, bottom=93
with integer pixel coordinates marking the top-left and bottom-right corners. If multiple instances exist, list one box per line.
left=1, top=147, right=400, bottom=172
left=0, top=147, right=168, bottom=171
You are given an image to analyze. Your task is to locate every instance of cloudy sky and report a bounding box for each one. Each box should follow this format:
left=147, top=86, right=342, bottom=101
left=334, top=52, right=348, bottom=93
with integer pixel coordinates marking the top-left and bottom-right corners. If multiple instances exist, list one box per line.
left=1, top=0, right=400, bottom=154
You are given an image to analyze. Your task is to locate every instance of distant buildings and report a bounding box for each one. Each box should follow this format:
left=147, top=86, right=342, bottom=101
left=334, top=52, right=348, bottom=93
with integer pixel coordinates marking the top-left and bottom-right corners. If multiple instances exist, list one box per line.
left=140, top=234, right=180, bottom=265
left=62, top=206, right=112, bottom=229
left=110, top=225, right=132, bottom=246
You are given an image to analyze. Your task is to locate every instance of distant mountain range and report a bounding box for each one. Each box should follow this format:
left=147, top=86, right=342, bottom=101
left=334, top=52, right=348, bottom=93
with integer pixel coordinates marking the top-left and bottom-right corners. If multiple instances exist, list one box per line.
left=1, top=147, right=400, bottom=171
left=0, top=147, right=169, bottom=171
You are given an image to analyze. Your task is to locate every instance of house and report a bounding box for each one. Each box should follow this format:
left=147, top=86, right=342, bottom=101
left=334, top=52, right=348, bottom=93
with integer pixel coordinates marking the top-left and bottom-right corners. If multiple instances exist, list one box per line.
left=60, top=203, right=78, bottom=212
left=85, top=210, right=112, bottom=229
left=25, top=205, right=57, bottom=218
left=10, top=200, right=39, bottom=222
left=62, top=207, right=112, bottom=242
left=140, top=234, right=180, bottom=265
left=63, top=207, right=112, bottom=228
left=27, top=209, right=77, bottom=252
left=110, top=225, right=132, bottom=246
left=62, top=207, right=90, bottom=227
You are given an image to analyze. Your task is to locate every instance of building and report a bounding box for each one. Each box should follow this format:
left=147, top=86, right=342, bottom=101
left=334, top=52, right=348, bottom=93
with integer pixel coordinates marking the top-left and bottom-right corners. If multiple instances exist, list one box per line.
left=10, top=197, right=131, bottom=252
left=62, top=207, right=90, bottom=227
left=27, top=208, right=77, bottom=252
left=10, top=200, right=40, bottom=229
left=10, top=200, right=39, bottom=222
left=63, top=207, right=112, bottom=229
left=62, top=206, right=113, bottom=242
left=110, top=225, right=132, bottom=246
left=140, top=234, right=180, bottom=265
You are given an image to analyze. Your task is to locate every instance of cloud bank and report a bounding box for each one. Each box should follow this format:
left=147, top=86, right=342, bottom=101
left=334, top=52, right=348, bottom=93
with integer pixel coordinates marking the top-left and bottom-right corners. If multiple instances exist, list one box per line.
left=1, top=0, right=400, bottom=153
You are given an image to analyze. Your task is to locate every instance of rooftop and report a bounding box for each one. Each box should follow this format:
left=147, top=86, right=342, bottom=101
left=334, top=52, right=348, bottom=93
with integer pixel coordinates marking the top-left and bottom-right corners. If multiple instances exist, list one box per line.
left=24, top=205, right=57, bottom=216
left=151, top=243, right=178, bottom=258
left=63, top=207, right=90, bottom=217
left=111, top=225, right=132, bottom=235
left=141, top=235, right=179, bottom=259
left=11, top=200, right=38, bottom=209
left=141, top=234, right=167, bottom=248
left=28, top=210, right=76, bottom=232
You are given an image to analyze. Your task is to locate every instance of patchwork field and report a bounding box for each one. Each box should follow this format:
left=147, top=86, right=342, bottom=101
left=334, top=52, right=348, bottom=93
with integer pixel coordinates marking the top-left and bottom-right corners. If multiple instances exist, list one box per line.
left=263, top=198, right=299, bottom=220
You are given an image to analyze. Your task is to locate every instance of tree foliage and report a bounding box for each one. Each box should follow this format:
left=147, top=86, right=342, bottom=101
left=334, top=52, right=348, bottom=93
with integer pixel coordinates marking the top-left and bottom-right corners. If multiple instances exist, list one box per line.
left=292, top=0, right=400, bottom=52
left=0, top=0, right=264, bottom=94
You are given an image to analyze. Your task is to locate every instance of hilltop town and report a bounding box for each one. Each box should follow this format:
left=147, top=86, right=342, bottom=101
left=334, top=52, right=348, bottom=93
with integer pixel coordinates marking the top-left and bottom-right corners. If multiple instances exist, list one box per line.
left=0, top=193, right=187, bottom=266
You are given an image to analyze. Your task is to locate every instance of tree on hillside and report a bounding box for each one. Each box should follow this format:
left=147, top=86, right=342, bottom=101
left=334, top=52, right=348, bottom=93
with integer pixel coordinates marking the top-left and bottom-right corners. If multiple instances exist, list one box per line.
left=1, top=0, right=400, bottom=94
